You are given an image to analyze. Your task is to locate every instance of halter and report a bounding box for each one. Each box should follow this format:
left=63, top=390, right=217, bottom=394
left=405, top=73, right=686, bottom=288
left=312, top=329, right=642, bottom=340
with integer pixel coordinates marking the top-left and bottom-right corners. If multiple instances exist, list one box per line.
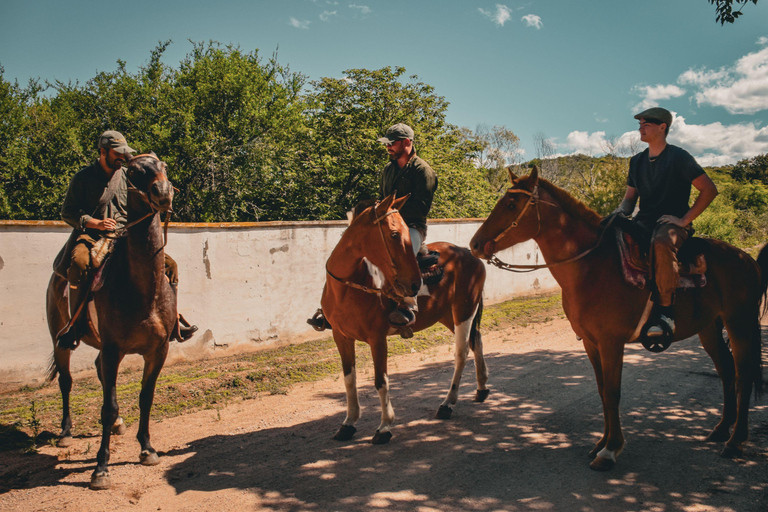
left=487, top=184, right=614, bottom=273
left=326, top=203, right=409, bottom=301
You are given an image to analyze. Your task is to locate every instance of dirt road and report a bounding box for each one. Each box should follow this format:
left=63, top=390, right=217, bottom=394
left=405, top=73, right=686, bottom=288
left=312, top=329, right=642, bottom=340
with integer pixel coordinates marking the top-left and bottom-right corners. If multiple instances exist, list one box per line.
left=1, top=318, right=767, bottom=511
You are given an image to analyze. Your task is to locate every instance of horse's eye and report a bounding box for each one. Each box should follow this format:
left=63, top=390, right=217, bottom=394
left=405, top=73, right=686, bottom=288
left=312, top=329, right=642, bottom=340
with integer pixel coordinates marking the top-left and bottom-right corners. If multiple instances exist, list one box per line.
left=390, top=231, right=400, bottom=239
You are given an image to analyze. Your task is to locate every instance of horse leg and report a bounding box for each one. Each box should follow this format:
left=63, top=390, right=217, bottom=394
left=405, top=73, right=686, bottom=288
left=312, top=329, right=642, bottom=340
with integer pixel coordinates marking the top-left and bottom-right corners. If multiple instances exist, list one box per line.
left=332, top=331, right=359, bottom=441
left=136, top=345, right=168, bottom=466
left=52, top=347, right=74, bottom=447
left=721, top=315, right=758, bottom=457
left=589, top=341, right=625, bottom=471
left=697, top=319, right=737, bottom=443
left=90, top=346, right=123, bottom=490
left=94, top=352, right=127, bottom=436
left=371, top=336, right=395, bottom=445
left=436, top=305, right=486, bottom=419
left=582, top=338, right=608, bottom=458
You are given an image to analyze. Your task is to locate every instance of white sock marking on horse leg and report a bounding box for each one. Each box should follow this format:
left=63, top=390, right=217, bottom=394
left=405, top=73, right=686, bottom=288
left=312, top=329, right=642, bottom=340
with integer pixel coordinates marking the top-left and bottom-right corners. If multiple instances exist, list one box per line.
left=596, top=447, right=617, bottom=462
left=342, top=367, right=360, bottom=426
left=376, top=374, right=394, bottom=433
left=439, top=311, right=475, bottom=408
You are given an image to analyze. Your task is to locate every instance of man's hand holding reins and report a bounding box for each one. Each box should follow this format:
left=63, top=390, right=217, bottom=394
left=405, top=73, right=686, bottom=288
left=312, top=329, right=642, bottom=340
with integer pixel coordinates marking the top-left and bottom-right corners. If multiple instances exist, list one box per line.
left=85, top=218, right=117, bottom=231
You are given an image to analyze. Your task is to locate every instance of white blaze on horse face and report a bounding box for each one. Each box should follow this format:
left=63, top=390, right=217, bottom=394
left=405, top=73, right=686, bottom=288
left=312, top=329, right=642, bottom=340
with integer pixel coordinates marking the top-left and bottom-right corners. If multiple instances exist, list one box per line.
left=362, top=257, right=386, bottom=290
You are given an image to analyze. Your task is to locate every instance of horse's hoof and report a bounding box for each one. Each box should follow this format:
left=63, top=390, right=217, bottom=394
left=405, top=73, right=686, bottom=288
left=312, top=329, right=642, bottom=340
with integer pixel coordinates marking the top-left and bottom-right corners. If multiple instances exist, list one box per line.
left=111, top=418, right=127, bottom=436
left=371, top=430, right=393, bottom=445
left=474, top=389, right=490, bottom=402
left=720, top=445, right=743, bottom=459
left=90, top=471, right=111, bottom=490
left=435, top=405, right=453, bottom=420
left=589, top=455, right=615, bottom=471
left=57, top=436, right=74, bottom=448
left=705, top=430, right=730, bottom=443
left=139, top=450, right=160, bottom=466
left=332, top=425, right=357, bottom=442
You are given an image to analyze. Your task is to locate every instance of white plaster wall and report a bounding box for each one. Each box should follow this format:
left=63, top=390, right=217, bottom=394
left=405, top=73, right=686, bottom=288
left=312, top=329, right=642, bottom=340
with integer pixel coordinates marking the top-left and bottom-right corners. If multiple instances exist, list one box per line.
left=0, top=220, right=558, bottom=386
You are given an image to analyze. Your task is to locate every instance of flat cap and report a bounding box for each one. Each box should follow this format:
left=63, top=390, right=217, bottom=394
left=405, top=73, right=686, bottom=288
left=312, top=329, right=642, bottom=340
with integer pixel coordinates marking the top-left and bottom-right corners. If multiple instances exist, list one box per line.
left=634, top=107, right=673, bottom=127
left=98, top=130, right=136, bottom=155
left=377, top=123, right=414, bottom=144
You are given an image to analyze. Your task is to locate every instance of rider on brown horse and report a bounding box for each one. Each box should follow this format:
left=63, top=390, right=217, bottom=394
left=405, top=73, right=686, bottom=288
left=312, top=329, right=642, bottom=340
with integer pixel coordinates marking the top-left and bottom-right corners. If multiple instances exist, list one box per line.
left=376, top=123, right=438, bottom=336
left=54, top=130, right=197, bottom=349
left=613, top=108, right=718, bottom=337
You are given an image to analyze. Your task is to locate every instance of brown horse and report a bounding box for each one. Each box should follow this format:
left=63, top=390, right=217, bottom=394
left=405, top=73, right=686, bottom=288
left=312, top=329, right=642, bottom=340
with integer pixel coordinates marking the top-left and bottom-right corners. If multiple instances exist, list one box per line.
left=469, top=166, right=766, bottom=470
left=321, top=195, right=488, bottom=444
left=46, top=153, right=177, bottom=490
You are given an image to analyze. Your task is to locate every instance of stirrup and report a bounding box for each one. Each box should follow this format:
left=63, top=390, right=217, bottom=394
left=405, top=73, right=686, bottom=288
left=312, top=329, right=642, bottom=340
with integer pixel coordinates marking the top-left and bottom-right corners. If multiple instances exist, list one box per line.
left=641, top=315, right=674, bottom=353
left=307, top=309, right=332, bottom=331
left=388, top=307, right=416, bottom=328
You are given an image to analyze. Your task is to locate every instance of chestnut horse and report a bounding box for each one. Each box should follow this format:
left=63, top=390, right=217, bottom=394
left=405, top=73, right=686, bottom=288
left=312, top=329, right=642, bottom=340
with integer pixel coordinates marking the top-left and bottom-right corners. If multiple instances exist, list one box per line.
left=321, top=194, right=488, bottom=444
left=470, top=166, right=766, bottom=470
left=46, top=154, right=177, bottom=489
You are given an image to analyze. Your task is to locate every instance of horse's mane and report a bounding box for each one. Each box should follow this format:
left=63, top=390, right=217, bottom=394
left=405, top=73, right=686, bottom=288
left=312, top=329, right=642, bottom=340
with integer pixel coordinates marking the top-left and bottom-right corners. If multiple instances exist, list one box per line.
left=536, top=177, right=603, bottom=229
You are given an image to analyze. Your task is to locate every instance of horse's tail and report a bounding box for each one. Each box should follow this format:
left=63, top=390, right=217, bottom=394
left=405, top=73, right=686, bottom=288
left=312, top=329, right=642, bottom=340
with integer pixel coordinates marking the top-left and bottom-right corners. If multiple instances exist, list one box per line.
left=757, top=243, right=768, bottom=319
left=45, top=355, right=59, bottom=384
left=469, top=297, right=484, bottom=351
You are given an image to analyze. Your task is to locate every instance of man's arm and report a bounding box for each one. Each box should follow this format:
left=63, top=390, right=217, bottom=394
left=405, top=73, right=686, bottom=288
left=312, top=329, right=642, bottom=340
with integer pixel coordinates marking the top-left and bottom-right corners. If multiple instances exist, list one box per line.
left=614, top=186, right=638, bottom=216
left=60, top=173, right=116, bottom=231
left=658, top=174, right=718, bottom=227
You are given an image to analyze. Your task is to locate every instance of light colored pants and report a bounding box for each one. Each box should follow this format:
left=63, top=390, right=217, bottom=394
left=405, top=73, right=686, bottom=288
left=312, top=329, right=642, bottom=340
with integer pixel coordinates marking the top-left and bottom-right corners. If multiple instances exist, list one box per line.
left=651, top=223, right=691, bottom=307
left=409, top=227, right=423, bottom=257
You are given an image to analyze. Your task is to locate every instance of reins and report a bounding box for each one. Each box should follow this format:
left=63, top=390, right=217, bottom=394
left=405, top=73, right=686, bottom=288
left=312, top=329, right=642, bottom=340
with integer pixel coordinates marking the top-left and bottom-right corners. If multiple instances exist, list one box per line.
left=487, top=185, right=616, bottom=273
left=325, top=204, right=406, bottom=301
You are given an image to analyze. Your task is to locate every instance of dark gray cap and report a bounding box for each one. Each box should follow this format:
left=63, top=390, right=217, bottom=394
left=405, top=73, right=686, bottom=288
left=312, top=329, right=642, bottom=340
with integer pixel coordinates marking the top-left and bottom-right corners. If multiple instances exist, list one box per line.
left=377, top=123, right=414, bottom=144
left=98, top=130, right=136, bottom=155
left=634, top=107, right=673, bottom=127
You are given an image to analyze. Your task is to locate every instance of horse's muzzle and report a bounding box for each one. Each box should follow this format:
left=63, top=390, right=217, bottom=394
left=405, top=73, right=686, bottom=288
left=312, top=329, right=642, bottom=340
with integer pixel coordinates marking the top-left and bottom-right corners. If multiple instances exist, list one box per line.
left=150, top=180, right=174, bottom=212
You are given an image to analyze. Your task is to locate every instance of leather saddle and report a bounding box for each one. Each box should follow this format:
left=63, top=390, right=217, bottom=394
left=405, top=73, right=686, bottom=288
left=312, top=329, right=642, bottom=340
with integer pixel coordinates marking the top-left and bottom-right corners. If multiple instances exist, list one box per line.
left=418, top=250, right=443, bottom=286
left=610, top=215, right=708, bottom=290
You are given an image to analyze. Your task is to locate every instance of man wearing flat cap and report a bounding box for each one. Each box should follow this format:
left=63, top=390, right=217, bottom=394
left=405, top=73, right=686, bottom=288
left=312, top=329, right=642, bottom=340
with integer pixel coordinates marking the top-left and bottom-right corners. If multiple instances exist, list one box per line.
left=55, top=130, right=197, bottom=348
left=613, top=107, right=718, bottom=337
left=377, top=123, right=438, bottom=334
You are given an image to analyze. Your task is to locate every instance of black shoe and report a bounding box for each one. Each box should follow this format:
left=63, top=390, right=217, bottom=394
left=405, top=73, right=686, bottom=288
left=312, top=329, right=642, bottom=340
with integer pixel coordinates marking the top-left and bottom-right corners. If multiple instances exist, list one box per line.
left=179, top=324, right=198, bottom=341
left=388, top=307, right=416, bottom=327
left=307, top=309, right=332, bottom=331
left=646, top=315, right=675, bottom=337
left=56, top=323, right=83, bottom=350
left=417, top=251, right=439, bottom=270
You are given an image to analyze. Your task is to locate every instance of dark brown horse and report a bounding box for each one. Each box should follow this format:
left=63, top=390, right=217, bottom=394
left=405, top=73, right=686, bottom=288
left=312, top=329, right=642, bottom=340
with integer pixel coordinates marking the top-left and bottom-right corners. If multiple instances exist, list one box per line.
left=321, top=194, right=488, bottom=444
left=470, top=166, right=766, bottom=470
left=46, top=154, right=177, bottom=489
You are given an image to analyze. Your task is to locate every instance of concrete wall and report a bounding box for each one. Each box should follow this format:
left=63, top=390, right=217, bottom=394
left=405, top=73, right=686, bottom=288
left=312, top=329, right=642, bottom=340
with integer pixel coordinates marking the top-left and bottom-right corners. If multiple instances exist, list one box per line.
left=0, top=219, right=558, bottom=387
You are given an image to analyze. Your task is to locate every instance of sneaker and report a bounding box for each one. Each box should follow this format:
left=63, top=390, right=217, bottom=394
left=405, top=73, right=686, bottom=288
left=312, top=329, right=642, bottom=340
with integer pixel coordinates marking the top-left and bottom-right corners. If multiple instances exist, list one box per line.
left=646, top=315, right=675, bottom=337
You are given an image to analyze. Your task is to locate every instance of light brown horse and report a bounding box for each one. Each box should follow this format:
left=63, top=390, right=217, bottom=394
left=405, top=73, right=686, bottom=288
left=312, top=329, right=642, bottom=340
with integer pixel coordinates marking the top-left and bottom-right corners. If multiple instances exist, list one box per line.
left=321, top=194, right=488, bottom=444
left=46, top=153, right=177, bottom=490
left=470, top=166, right=766, bottom=470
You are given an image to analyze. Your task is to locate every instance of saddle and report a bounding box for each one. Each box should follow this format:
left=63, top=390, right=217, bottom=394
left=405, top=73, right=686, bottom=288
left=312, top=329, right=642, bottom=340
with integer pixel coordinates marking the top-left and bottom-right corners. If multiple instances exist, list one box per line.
left=611, top=215, right=707, bottom=290
left=418, top=250, right=444, bottom=286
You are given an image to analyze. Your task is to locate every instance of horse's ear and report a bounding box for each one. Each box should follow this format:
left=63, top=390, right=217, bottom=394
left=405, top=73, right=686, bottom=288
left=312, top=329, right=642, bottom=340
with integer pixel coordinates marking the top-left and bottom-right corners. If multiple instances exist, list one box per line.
left=529, top=165, right=539, bottom=184
left=508, top=167, right=519, bottom=183
left=376, top=193, right=396, bottom=215
left=392, top=193, right=410, bottom=211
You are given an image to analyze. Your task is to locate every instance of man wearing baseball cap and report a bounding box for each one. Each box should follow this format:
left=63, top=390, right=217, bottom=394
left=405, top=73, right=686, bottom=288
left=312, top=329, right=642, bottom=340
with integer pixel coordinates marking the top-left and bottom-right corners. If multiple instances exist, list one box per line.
left=55, top=130, right=197, bottom=348
left=377, top=123, right=438, bottom=337
left=613, top=107, right=718, bottom=338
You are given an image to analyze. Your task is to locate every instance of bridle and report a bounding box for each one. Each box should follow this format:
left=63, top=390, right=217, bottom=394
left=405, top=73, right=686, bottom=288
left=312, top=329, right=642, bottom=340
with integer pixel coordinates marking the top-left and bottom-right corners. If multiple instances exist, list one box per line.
left=486, top=184, right=614, bottom=273
left=326, top=203, right=410, bottom=301
left=107, top=153, right=173, bottom=248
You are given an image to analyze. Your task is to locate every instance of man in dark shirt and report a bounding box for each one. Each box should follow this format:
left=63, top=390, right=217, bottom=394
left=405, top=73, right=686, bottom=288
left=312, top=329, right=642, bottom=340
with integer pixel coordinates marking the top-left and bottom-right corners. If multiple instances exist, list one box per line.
left=56, top=131, right=196, bottom=348
left=614, top=108, right=718, bottom=336
left=377, top=123, right=438, bottom=333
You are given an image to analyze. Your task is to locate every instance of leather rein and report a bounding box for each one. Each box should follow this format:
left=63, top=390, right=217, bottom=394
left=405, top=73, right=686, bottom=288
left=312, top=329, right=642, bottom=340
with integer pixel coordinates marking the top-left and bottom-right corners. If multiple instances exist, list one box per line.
left=106, top=153, right=172, bottom=248
left=487, top=184, right=615, bottom=273
left=325, top=205, right=407, bottom=301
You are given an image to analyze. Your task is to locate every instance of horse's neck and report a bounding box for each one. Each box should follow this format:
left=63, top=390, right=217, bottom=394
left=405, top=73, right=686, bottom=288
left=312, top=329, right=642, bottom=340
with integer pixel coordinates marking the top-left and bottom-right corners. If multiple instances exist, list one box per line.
left=125, top=214, right=166, bottom=296
left=534, top=212, right=603, bottom=286
left=326, top=235, right=368, bottom=283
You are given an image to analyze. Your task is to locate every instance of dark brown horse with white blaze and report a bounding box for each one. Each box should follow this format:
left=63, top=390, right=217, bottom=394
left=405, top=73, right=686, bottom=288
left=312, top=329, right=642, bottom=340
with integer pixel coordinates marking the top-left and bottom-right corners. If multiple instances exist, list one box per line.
left=470, top=166, right=766, bottom=471
left=322, top=194, right=488, bottom=444
left=46, top=154, right=177, bottom=490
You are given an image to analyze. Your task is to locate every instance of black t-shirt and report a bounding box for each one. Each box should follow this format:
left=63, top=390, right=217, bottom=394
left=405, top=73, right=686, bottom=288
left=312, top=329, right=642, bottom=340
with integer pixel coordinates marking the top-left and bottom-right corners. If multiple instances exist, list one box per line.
left=627, top=144, right=704, bottom=230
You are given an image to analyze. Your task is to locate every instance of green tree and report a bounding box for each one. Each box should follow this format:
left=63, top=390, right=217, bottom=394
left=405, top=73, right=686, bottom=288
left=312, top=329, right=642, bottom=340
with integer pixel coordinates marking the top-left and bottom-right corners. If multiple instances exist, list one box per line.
left=729, top=153, right=768, bottom=184
left=709, top=0, right=759, bottom=24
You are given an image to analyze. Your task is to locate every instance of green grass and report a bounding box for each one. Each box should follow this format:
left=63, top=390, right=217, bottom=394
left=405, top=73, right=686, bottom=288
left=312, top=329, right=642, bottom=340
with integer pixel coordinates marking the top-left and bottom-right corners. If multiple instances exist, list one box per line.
left=0, top=292, right=563, bottom=450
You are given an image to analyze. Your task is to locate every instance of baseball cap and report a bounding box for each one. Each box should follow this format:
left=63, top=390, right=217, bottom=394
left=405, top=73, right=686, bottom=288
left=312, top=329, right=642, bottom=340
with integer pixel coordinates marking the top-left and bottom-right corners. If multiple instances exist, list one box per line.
left=377, top=123, right=414, bottom=144
left=634, top=107, right=673, bottom=127
left=98, top=130, right=136, bottom=155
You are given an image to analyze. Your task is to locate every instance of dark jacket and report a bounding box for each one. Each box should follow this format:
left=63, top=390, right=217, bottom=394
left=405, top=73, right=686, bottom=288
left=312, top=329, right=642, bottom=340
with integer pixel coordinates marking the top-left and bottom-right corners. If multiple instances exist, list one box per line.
left=378, top=151, right=437, bottom=232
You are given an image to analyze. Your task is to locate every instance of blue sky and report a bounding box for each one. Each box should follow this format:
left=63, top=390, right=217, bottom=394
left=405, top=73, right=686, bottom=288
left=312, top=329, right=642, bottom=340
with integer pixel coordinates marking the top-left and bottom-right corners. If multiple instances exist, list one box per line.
left=1, top=0, right=767, bottom=166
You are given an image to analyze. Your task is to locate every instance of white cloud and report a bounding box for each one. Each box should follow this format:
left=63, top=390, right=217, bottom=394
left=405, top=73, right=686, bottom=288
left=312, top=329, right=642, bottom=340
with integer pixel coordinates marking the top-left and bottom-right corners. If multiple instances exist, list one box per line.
left=684, top=46, right=768, bottom=114
left=479, top=4, right=512, bottom=26
left=319, top=10, right=337, bottom=21
left=559, top=115, right=768, bottom=166
left=289, top=17, right=310, bottom=29
left=521, top=14, right=542, bottom=29
left=758, top=36, right=768, bottom=46
left=349, top=4, right=371, bottom=15
left=632, top=84, right=686, bottom=111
